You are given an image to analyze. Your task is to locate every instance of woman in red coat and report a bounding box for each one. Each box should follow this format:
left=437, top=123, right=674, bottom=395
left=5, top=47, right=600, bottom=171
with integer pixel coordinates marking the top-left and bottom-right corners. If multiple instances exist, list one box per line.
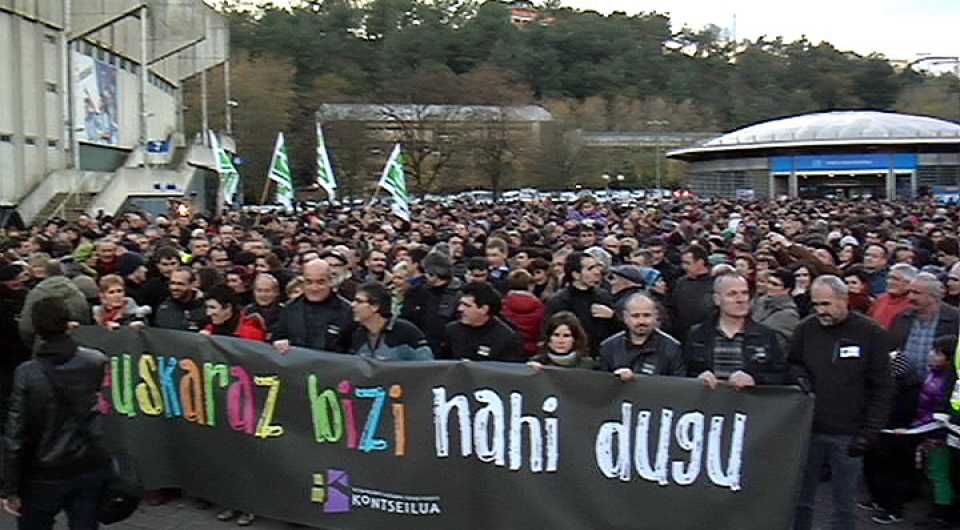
left=201, top=284, right=267, bottom=342
left=199, top=284, right=264, bottom=526
left=501, top=270, right=545, bottom=357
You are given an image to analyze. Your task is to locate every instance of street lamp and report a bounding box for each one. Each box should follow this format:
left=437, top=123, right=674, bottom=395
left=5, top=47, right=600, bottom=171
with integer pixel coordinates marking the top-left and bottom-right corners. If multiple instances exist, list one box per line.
left=602, top=173, right=611, bottom=189
left=647, top=120, right=670, bottom=191
left=616, top=174, right=625, bottom=188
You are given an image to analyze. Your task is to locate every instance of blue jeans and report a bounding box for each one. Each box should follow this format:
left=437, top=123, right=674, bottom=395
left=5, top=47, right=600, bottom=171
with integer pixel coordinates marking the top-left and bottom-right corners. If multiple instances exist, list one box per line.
left=17, top=469, right=106, bottom=530
left=794, top=433, right=861, bottom=530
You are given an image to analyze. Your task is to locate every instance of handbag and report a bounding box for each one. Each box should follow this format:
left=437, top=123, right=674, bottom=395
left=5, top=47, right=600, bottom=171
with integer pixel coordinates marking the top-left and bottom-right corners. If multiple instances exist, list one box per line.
left=37, top=359, right=144, bottom=524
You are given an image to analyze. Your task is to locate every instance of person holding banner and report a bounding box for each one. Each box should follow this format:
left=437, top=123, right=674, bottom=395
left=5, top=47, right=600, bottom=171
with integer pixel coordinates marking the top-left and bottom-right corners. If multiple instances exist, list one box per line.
left=272, top=260, right=353, bottom=355
left=349, top=282, right=433, bottom=361
left=598, top=292, right=684, bottom=380
left=528, top=311, right=595, bottom=369
left=200, top=285, right=265, bottom=527
left=790, top=275, right=894, bottom=530
left=684, top=273, right=786, bottom=390
left=442, top=282, right=524, bottom=362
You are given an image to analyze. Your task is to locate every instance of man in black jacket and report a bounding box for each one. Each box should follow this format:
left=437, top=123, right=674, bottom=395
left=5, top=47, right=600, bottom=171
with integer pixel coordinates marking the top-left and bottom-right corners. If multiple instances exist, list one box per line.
left=401, top=253, right=462, bottom=358
left=443, top=282, right=523, bottom=362
left=599, top=292, right=684, bottom=379
left=684, top=273, right=786, bottom=389
left=790, top=275, right=894, bottom=530
left=273, top=259, right=353, bottom=354
left=669, top=245, right=715, bottom=345
left=153, top=267, right=207, bottom=331
left=2, top=296, right=108, bottom=530
left=545, top=251, right=617, bottom=357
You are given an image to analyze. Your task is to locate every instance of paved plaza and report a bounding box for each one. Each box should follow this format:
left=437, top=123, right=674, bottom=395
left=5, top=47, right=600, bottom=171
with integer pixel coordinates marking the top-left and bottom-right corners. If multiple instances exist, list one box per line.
left=0, top=484, right=934, bottom=529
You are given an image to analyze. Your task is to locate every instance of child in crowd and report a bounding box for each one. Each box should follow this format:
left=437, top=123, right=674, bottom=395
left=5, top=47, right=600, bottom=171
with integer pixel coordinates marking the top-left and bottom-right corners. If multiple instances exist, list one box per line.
left=897, top=335, right=958, bottom=527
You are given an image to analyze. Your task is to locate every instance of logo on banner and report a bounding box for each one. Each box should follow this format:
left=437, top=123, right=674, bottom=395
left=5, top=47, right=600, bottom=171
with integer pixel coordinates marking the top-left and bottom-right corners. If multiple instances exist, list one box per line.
left=310, top=468, right=442, bottom=516
left=312, top=469, right=352, bottom=513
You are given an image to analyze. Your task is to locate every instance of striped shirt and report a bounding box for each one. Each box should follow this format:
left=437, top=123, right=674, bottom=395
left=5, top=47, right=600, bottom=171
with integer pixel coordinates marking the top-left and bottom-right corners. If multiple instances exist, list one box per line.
left=713, top=324, right=745, bottom=379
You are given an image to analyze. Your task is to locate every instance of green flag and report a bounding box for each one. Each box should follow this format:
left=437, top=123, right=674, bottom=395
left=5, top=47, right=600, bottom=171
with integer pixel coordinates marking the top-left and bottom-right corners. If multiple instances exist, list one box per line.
left=316, top=123, right=337, bottom=201
left=268, top=132, right=294, bottom=210
left=377, top=143, right=410, bottom=221
left=209, top=130, right=240, bottom=206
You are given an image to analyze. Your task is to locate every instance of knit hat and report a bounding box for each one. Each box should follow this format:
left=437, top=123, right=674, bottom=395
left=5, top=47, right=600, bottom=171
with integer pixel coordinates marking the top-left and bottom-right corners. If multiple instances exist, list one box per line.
left=116, top=252, right=145, bottom=277
left=610, top=265, right=646, bottom=286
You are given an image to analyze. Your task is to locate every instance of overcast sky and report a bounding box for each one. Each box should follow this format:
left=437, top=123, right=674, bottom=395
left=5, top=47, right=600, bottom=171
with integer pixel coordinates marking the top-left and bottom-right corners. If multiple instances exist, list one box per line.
left=562, top=0, right=960, bottom=61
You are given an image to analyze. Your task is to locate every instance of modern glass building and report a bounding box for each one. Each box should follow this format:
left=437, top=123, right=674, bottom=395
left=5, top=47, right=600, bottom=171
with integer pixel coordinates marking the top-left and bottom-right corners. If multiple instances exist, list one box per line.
left=667, top=111, right=960, bottom=200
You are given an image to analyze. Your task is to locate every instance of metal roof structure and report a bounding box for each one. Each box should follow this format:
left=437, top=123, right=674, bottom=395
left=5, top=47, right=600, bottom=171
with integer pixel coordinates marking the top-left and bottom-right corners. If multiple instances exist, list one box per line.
left=668, top=111, right=960, bottom=160
left=317, top=103, right=554, bottom=123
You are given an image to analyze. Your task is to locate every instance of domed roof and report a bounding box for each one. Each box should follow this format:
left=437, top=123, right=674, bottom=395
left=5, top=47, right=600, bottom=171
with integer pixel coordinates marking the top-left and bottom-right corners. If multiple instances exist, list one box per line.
left=669, top=111, right=960, bottom=159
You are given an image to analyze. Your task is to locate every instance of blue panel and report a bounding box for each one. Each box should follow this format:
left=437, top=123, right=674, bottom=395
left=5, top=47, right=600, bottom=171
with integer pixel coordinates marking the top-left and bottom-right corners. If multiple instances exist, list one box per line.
left=772, top=154, right=918, bottom=172
left=770, top=157, right=792, bottom=172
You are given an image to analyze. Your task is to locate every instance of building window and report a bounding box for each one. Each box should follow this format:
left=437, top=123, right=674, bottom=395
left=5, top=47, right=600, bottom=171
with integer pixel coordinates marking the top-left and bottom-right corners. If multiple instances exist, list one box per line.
left=0, top=134, right=12, bottom=143
left=47, top=140, right=58, bottom=148
left=45, top=83, right=57, bottom=93
left=44, top=34, right=58, bottom=45
left=25, top=138, right=37, bottom=146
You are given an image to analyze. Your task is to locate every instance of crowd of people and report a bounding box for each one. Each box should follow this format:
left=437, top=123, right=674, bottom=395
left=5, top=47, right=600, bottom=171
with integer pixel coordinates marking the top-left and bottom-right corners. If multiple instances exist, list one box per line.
left=2, top=193, right=960, bottom=529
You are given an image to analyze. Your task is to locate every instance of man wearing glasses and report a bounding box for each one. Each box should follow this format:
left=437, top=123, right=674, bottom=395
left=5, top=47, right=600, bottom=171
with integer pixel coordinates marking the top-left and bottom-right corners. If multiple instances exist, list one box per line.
left=350, top=282, right=433, bottom=361
left=862, top=272, right=960, bottom=523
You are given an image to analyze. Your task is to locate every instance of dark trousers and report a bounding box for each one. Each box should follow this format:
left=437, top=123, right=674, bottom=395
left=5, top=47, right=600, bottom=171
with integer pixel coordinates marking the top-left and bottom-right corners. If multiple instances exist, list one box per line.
left=17, top=469, right=106, bottom=530
left=863, top=434, right=919, bottom=516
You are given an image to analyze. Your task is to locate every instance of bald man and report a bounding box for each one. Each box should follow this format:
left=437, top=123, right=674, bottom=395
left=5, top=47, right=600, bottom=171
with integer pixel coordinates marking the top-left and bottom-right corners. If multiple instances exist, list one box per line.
left=272, top=260, right=353, bottom=354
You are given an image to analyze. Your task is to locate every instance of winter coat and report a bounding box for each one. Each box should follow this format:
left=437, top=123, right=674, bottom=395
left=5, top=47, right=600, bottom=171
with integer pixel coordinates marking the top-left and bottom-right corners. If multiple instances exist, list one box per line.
left=2, top=336, right=107, bottom=496
left=93, top=297, right=150, bottom=327
left=868, top=292, right=911, bottom=330
left=153, top=290, right=208, bottom=331
left=752, top=295, right=800, bottom=353
left=204, top=311, right=267, bottom=342
left=501, top=291, right=545, bottom=357
left=668, top=273, right=715, bottom=344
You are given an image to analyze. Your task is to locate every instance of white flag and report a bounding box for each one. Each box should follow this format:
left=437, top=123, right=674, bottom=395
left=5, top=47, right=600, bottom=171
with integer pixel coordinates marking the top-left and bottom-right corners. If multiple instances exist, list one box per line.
left=268, top=132, right=294, bottom=210
left=377, top=143, right=410, bottom=221
left=209, top=130, right=239, bottom=206
left=316, top=123, right=337, bottom=201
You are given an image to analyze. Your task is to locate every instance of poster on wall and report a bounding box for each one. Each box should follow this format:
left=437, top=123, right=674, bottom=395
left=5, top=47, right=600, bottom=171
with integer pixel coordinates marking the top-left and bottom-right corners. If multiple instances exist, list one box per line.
left=72, top=51, right=119, bottom=145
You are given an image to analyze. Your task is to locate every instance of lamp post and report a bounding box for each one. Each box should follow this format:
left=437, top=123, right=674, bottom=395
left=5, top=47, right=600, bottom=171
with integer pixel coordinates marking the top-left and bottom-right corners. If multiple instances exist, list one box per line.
left=616, top=174, right=625, bottom=188
left=602, top=173, right=611, bottom=190
left=646, top=120, right=670, bottom=192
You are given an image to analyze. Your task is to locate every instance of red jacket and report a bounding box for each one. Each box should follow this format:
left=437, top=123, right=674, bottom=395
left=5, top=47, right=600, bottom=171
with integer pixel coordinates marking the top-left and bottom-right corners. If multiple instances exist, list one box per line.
left=204, top=312, right=267, bottom=342
left=501, top=291, right=545, bottom=357
left=867, top=292, right=911, bottom=330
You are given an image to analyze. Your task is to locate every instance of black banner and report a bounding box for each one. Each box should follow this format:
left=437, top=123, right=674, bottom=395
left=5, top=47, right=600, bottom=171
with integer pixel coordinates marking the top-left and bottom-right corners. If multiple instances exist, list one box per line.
left=74, top=326, right=813, bottom=530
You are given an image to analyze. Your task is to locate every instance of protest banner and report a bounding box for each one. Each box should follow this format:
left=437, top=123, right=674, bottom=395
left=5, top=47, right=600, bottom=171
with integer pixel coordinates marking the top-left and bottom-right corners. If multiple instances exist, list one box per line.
left=74, top=326, right=813, bottom=530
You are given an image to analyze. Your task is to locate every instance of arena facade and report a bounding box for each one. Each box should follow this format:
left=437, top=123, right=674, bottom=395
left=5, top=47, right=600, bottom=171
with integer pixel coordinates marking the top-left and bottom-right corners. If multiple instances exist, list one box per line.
left=0, top=0, right=228, bottom=226
left=667, top=111, right=960, bottom=200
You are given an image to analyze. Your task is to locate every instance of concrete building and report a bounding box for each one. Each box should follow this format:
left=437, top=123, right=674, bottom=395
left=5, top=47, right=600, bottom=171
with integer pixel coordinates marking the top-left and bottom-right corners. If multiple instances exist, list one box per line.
left=316, top=103, right=554, bottom=194
left=0, top=0, right=229, bottom=227
left=667, top=110, right=960, bottom=200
